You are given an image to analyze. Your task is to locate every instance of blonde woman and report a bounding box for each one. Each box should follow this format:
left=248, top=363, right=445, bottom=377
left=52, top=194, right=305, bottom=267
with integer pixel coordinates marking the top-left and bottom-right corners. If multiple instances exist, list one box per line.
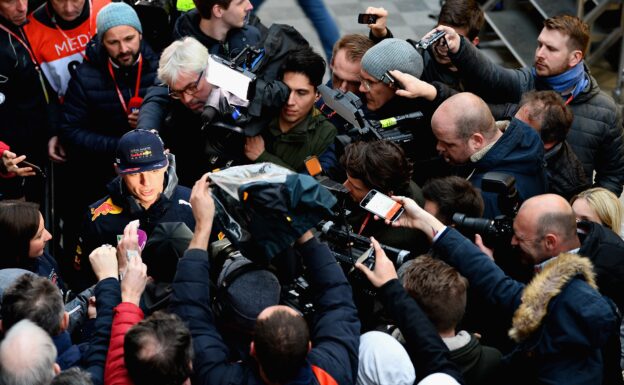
left=571, top=187, right=624, bottom=238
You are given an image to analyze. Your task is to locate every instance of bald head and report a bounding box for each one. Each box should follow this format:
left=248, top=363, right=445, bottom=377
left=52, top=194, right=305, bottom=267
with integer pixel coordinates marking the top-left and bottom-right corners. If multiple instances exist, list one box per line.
left=432, top=93, right=497, bottom=140
left=513, top=194, right=579, bottom=263
left=432, top=93, right=500, bottom=164
left=519, top=195, right=576, bottom=234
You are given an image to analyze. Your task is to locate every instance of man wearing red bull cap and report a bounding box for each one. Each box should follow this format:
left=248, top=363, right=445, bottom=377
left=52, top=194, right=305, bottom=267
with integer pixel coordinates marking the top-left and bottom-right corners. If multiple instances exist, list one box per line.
left=72, top=129, right=195, bottom=290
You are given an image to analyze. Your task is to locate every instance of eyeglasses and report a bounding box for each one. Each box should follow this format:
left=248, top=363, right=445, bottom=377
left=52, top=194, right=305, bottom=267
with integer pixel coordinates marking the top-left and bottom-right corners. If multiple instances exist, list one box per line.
left=168, top=70, right=204, bottom=99
left=359, top=76, right=379, bottom=92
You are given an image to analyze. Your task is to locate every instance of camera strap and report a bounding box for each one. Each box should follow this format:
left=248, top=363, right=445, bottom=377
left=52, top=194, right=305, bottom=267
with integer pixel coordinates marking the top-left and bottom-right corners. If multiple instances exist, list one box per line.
left=108, top=54, right=143, bottom=115
left=358, top=212, right=371, bottom=235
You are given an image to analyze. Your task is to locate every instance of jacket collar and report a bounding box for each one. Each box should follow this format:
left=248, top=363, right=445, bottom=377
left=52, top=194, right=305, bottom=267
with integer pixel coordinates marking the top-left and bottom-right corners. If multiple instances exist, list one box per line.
left=508, top=252, right=597, bottom=342
left=268, top=111, right=315, bottom=142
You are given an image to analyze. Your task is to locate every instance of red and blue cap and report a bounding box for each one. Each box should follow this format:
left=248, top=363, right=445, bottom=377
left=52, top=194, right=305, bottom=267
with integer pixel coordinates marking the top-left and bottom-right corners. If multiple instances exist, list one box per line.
left=115, top=129, right=168, bottom=174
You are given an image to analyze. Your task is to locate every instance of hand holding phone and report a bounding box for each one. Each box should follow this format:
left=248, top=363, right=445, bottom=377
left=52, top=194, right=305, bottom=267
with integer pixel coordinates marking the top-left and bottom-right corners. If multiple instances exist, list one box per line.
left=381, top=71, right=405, bottom=90
left=17, top=160, right=46, bottom=178
left=360, top=189, right=404, bottom=222
left=357, top=13, right=378, bottom=24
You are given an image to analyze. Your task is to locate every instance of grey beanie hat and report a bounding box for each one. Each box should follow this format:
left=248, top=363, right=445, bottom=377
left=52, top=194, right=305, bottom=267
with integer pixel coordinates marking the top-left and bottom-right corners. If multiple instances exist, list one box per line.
left=361, top=38, right=424, bottom=82
left=96, top=3, right=143, bottom=41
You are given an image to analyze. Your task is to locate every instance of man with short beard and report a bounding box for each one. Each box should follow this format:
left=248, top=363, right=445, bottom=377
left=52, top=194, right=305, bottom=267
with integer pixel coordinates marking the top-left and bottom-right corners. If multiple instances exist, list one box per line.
left=58, top=3, right=160, bottom=276
left=433, top=14, right=624, bottom=196
left=24, top=0, right=111, bottom=163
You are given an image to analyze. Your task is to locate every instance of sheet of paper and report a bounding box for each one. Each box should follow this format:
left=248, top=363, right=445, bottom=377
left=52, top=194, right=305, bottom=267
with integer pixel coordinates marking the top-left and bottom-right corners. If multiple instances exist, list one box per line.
left=206, top=55, right=253, bottom=101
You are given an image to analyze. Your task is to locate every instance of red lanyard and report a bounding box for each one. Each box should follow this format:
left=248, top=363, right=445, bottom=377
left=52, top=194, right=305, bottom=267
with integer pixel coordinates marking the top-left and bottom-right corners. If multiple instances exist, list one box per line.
left=0, top=23, right=50, bottom=103
left=47, top=0, right=93, bottom=62
left=108, top=54, right=143, bottom=115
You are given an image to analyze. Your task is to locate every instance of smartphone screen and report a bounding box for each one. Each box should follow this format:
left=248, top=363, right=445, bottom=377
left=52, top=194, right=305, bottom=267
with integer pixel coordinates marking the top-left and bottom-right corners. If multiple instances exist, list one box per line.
left=357, top=13, right=377, bottom=24
left=360, top=190, right=404, bottom=222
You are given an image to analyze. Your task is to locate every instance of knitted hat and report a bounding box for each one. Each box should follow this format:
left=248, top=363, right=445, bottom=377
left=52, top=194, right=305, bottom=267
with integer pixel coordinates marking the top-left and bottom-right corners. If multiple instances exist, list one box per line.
left=115, top=129, right=167, bottom=174
left=216, top=254, right=281, bottom=332
left=96, top=2, right=142, bottom=41
left=361, top=38, right=424, bottom=82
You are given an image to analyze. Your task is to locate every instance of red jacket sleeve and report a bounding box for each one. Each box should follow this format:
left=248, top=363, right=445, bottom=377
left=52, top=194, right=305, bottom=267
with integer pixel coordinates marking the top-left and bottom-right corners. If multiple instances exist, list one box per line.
left=0, top=141, right=15, bottom=179
left=104, top=302, right=144, bottom=385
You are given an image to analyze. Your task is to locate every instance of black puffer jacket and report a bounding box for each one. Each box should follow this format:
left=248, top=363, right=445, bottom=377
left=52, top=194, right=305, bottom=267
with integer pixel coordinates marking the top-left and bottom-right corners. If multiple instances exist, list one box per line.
left=449, top=37, right=624, bottom=195
left=173, top=9, right=261, bottom=57
left=59, top=37, right=160, bottom=204
left=545, top=141, right=590, bottom=200
left=60, top=37, right=160, bottom=158
left=0, top=16, right=51, bottom=166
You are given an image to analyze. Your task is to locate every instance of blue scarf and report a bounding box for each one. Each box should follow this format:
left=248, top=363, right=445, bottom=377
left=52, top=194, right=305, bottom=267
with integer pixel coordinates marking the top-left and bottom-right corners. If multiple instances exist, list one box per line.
left=532, top=61, right=589, bottom=100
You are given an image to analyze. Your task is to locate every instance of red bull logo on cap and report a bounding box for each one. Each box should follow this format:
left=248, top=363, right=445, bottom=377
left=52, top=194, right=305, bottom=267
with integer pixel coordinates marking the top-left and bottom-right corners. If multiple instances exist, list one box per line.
left=91, top=198, right=123, bottom=221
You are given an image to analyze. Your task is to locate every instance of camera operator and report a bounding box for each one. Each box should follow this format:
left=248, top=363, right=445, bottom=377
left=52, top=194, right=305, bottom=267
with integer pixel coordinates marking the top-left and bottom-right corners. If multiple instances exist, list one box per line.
left=358, top=38, right=442, bottom=184
left=170, top=173, right=360, bottom=385
left=136, top=0, right=261, bottom=131
left=429, top=92, right=547, bottom=218
left=382, top=193, right=624, bottom=384
left=244, top=46, right=337, bottom=173
left=341, top=140, right=428, bottom=257
left=151, top=37, right=251, bottom=185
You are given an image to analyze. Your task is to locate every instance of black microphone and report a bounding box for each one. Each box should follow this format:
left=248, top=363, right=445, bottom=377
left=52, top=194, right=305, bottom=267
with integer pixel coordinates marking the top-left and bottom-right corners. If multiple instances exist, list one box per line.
left=378, top=111, right=424, bottom=128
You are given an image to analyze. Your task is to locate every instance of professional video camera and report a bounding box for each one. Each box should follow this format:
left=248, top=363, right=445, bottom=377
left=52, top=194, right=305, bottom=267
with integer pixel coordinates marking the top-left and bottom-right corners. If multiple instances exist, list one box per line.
left=210, top=237, right=317, bottom=321
left=452, top=172, right=520, bottom=250
left=318, top=85, right=423, bottom=145
left=317, top=219, right=411, bottom=296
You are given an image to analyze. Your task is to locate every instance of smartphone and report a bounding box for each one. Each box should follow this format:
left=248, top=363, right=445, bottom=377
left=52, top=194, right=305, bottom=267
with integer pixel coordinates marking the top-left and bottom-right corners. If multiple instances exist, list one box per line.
left=357, top=13, right=378, bottom=24
left=360, top=189, right=404, bottom=222
left=415, top=30, right=446, bottom=50
left=381, top=71, right=404, bottom=90
left=17, top=160, right=46, bottom=178
left=304, top=156, right=322, bottom=177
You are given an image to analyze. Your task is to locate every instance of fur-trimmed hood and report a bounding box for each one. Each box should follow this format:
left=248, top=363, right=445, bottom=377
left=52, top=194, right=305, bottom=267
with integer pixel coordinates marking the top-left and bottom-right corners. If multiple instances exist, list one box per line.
left=509, top=253, right=598, bottom=342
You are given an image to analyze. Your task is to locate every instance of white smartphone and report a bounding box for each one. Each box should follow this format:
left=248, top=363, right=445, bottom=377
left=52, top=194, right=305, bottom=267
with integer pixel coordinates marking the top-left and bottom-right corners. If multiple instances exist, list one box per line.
left=359, top=189, right=404, bottom=222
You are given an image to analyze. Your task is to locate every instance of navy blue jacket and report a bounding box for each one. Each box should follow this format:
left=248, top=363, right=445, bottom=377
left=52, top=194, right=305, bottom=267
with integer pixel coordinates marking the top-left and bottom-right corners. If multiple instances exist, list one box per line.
left=449, top=37, right=624, bottom=196
left=170, top=237, right=360, bottom=385
left=60, top=38, right=160, bottom=205
left=469, top=118, right=547, bottom=218
left=434, top=227, right=619, bottom=385
left=74, top=157, right=195, bottom=290
left=83, top=277, right=121, bottom=385
left=61, top=38, right=160, bottom=158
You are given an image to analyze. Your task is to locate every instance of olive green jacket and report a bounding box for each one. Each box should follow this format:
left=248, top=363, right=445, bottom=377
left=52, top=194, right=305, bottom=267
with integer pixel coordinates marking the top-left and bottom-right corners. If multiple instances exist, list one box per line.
left=256, top=109, right=337, bottom=172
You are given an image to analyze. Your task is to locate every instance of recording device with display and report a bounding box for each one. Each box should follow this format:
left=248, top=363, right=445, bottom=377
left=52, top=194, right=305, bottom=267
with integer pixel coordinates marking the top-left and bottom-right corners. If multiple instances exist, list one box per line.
left=411, top=30, right=446, bottom=50
left=360, top=189, right=404, bottom=222
left=357, top=13, right=378, bottom=24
